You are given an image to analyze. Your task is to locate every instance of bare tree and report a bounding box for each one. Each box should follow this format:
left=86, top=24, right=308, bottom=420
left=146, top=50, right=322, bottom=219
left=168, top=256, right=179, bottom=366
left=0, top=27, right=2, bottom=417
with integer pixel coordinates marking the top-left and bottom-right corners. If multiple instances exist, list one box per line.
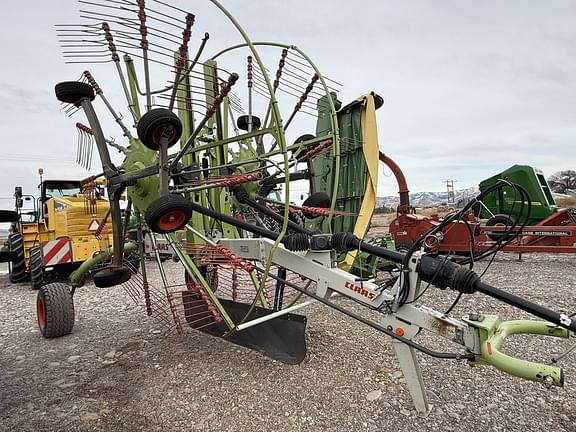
left=548, top=170, right=576, bottom=194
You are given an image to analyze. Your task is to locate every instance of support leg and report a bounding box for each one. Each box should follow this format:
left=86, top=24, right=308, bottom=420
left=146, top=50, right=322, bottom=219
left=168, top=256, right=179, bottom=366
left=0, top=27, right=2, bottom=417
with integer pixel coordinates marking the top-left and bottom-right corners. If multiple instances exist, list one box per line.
left=392, top=340, right=431, bottom=417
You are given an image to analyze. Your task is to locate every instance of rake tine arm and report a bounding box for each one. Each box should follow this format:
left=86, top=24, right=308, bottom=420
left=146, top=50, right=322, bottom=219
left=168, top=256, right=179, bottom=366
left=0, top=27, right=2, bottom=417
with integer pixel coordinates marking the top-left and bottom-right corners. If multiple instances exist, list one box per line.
left=169, top=72, right=239, bottom=170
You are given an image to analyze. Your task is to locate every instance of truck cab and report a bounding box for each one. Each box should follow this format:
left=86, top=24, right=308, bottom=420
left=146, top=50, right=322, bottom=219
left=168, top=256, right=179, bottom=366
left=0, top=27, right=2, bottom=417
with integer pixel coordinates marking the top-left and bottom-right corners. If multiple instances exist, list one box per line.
left=8, top=177, right=112, bottom=287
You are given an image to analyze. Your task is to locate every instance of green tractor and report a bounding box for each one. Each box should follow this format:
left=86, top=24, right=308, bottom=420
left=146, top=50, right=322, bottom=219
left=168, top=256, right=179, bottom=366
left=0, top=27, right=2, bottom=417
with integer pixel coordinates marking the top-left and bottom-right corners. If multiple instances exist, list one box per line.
left=478, top=164, right=560, bottom=226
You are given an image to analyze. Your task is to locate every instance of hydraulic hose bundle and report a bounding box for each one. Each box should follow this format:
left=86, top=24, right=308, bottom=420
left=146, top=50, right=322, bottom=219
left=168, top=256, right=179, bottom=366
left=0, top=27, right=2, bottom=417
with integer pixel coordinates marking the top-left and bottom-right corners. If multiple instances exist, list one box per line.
left=186, top=197, right=576, bottom=334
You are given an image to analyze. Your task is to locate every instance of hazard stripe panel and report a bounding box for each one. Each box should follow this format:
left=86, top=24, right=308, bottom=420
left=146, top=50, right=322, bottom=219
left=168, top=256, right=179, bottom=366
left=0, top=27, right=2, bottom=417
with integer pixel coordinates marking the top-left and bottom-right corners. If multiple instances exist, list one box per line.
left=42, top=238, right=72, bottom=266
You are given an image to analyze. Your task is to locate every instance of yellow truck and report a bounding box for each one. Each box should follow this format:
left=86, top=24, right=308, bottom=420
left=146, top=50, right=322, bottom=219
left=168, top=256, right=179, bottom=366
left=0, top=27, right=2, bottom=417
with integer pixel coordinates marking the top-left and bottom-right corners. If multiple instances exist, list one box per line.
left=4, top=176, right=112, bottom=289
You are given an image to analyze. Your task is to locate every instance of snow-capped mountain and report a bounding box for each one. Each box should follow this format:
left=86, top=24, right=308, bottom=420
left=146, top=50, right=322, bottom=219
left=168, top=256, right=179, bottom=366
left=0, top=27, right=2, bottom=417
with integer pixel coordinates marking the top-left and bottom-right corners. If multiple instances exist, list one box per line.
left=377, top=187, right=479, bottom=209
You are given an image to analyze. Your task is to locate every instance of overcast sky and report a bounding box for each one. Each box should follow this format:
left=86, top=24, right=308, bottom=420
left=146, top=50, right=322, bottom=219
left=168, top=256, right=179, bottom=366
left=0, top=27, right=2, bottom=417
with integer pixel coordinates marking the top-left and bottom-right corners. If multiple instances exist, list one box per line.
left=0, top=0, right=575, bottom=208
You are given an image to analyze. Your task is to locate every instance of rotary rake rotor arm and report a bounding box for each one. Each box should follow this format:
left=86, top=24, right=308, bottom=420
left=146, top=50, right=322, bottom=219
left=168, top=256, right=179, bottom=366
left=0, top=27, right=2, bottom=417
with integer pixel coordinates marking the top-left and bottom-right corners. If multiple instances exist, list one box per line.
left=54, top=81, right=134, bottom=286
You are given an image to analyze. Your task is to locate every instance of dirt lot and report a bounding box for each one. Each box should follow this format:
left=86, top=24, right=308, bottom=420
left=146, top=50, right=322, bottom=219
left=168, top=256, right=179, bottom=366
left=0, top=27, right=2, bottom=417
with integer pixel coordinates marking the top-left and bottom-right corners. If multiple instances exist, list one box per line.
left=1, top=252, right=575, bottom=431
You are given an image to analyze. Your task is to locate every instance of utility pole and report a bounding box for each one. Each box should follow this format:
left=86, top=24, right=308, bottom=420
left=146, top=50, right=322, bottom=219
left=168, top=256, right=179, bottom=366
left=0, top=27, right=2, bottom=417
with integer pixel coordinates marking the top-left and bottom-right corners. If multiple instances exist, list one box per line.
left=444, top=180, right=456, bottom=206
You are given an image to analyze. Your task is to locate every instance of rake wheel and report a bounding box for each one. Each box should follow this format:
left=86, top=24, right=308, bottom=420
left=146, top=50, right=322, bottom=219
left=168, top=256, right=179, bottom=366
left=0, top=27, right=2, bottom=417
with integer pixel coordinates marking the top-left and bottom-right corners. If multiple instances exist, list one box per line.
left=54, top=81, right=95, bottom=106
left=93, top=266, right=132, bottom=288
left=137, top=108, right=183, bottom=151
left=145, top=194, right=193, bottom=234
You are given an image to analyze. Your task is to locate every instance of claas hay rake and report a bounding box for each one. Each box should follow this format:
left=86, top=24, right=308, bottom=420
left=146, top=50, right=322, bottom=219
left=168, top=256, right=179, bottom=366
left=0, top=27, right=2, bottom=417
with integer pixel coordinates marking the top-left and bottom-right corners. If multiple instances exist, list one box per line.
left=37, top=0, right=575, bottom=416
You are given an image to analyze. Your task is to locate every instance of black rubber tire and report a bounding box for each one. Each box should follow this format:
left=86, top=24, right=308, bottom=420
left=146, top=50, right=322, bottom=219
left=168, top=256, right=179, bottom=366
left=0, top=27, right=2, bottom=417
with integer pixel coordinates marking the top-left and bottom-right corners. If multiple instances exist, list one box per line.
left=8, top=233, right=27, bottom=283
left=93, top=266, right=132, bottom=288
left=295, top=134, right=316, bottom=144
left=0, top=210, right=19, bottom=223
left=395, top=242, right=414, bottom=254
left=485, top=214, right=516, bottom=241
left=29, top=246, right=45, bottom=290
left=237, top=114, right=261, bottom=131
left=54, top=81, right=95, bottom=106
left=137, top=108, right=182, bottom=151
left=37, top=283, right=75, bottom=338
left=301, top=192, right=331, bottom=219
left=145, top=194, right=193, bottom=234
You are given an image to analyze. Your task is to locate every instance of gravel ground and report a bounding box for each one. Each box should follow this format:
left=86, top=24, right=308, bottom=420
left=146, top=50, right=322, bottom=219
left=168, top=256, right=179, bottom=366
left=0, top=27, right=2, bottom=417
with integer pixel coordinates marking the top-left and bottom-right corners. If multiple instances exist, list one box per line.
left=1, top=253, right=575, bottom=432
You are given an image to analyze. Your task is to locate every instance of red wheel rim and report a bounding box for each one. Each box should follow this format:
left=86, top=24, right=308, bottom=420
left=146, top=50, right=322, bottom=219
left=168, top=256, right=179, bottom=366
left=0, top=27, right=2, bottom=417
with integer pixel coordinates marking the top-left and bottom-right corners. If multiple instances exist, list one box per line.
left=37, top=296, right=46, bottom=331
left=152, top=125, right=177, bottom=146
left=158, top=210, right=186, bottom=231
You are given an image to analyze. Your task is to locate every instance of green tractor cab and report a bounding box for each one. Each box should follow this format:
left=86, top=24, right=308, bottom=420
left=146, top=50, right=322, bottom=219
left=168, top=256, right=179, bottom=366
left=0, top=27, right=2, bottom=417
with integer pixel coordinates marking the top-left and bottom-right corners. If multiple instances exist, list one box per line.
left=478, top=164, right=557, bottom=225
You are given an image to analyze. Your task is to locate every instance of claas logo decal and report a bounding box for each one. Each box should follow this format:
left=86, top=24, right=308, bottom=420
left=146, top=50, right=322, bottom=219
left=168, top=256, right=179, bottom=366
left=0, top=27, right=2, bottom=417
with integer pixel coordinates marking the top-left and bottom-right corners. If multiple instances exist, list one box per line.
left=344, top=281, right=376, bottom=300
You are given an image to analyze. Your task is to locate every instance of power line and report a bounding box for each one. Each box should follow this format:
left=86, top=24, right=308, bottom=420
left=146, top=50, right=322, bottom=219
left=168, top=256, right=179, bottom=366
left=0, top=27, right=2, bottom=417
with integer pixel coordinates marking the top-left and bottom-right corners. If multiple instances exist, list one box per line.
left=1, top=155, right=76, bottom=163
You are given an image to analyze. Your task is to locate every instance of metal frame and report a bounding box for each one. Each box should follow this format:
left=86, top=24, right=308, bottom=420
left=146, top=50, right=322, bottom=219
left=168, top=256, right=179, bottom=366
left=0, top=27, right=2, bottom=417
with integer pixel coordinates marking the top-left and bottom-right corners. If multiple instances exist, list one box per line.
left=220, top=237, right=568, bottom=416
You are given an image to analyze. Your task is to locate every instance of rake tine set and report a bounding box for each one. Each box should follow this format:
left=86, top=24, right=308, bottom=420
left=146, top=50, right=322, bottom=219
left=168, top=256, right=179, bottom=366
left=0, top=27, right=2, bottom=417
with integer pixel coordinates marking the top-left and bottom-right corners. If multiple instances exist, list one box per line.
left=75, top=122, right=95, bottom=170
left=76, top=122, right=126, bottom=168
left=167, top=12, right=195, bottom=111
left=60, top=0, right=201, bottom=89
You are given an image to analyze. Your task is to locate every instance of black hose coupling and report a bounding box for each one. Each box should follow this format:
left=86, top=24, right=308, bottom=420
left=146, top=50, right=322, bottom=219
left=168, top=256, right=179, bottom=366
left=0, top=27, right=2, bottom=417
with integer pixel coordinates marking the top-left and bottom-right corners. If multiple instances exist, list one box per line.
left=331, top=232, right=359, bottom=252
left=283, top=233, right=310, bottom=252
left=283, top=232, right=349, bottom=252
left=419, top=255, right=480, bottom=294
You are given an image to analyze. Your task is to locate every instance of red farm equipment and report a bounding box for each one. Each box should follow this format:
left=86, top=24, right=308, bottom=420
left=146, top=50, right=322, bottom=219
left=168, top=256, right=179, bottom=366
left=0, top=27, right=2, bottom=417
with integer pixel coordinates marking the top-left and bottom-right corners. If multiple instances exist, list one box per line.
left=386, top=164, right=576, bottom=255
